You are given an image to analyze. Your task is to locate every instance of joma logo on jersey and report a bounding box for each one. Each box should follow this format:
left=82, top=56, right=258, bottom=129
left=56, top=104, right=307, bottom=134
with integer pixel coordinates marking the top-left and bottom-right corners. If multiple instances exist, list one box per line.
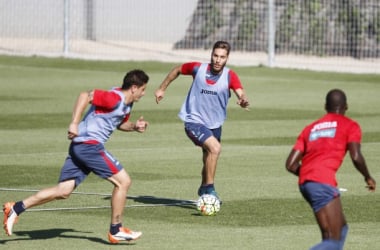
left=309, top=121, right=338, bottom=141
left=200, top=89, right=217, bottom=95
left=311, top=121, right=337, bottom=132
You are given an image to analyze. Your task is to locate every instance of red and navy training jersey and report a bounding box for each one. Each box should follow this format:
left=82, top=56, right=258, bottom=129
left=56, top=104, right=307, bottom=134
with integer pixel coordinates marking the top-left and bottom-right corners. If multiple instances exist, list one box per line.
left=294, top=113, right=361, bottom=187
left=73, top=88, right=132, bottom=144
left=181, top=62, right=243, bottom=90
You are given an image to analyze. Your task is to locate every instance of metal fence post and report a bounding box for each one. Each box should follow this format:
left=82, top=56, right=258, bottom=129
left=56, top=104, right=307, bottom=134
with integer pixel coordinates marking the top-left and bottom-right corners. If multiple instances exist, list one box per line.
left=63, top=0, right=70, bottom=56
left=268, top=0, right=275, bottom=67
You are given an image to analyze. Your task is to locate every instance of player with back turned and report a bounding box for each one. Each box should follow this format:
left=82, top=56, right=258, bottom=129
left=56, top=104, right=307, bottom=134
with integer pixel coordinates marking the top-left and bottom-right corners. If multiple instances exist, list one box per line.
left=285, top=89, right=376, bottom=250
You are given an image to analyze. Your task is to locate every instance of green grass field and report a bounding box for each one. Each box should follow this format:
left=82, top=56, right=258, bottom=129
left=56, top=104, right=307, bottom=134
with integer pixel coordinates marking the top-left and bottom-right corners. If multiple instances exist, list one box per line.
left=0, top=55, right=379, bottom=249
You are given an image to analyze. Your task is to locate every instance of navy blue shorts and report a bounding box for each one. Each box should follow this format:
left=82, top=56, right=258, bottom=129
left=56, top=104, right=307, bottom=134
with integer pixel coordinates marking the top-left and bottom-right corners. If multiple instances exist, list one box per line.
left=184, top=122, right=221, bottom=146
left=58, top=142, right=123, bottom=187
left=299, top=181, right=340, bottom=213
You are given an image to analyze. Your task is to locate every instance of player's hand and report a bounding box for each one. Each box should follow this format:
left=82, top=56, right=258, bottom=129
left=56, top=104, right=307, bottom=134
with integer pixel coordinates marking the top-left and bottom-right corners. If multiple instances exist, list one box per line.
left=134, top=116, right=148, bottom=133
left=67, top=122, right=78, bottom=140
left=237, top=97, right=250, bottom=110
left=155, top=89, right=165, bottom=104
left=365, top=177, right=376, bottom=192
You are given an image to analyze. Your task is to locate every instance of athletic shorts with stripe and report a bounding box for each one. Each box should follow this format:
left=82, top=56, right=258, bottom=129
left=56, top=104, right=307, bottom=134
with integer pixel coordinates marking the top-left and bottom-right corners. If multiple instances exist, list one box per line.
left=59, top=142, right=123, bottom=187
left=184, top=122, right=221, bottom=146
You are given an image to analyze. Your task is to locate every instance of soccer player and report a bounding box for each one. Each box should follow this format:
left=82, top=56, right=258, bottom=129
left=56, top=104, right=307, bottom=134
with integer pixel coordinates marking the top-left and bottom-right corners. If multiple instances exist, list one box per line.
left=3, top=69, right=150, bottom=244
left=285, top=89, right=376, bottom=250
left=154, top=41, right=250, bottom=199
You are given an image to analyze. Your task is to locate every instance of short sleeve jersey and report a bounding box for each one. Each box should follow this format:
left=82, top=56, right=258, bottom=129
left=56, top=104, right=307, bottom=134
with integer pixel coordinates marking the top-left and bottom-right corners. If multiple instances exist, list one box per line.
left=178, top=62, right=243, bottom=128
left=181, top=62, right=242, bottom=90
left=294, top=113, right=361, bottom=187
left=73, top=88, right=132, bottom=144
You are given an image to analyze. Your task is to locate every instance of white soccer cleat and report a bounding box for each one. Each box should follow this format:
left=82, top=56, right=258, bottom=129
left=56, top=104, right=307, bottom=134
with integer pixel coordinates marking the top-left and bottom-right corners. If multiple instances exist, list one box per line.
left=3, top=202, right=18, bottom=236
left=108, top=227, right=142, bottom=244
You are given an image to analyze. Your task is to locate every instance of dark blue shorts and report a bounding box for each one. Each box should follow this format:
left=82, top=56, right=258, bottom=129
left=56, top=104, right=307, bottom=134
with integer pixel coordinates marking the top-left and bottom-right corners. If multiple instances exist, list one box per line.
left=184, top=122, right=221, bottom=146
left=299, top=181, right=340, bottom=213
left=58, top=142, right=123, bottom=187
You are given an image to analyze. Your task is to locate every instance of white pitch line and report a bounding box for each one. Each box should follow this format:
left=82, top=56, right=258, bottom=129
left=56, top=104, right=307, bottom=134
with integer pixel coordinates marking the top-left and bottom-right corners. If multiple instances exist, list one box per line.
left=0, top=202, right=196, bottom=213
left=0, top=187, right=197, bottom=212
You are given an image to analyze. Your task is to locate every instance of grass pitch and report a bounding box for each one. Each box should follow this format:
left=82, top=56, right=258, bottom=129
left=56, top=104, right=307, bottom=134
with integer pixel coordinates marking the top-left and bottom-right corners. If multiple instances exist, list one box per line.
left=0, top=55, right=379, bottom=249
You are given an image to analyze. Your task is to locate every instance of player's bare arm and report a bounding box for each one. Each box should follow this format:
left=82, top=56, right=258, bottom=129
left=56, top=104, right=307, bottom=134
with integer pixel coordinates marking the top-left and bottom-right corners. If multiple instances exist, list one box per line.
left=234, top=88, right=250, bottom=109
left=118, top=116, right=148, bottom=133
left=68, top=90, right=93, bottom=139
left=155, top=65, right=182, bottom=104
left=285, top=149, right=303, bottom=176
left=348, top=142, right=376, bottom=191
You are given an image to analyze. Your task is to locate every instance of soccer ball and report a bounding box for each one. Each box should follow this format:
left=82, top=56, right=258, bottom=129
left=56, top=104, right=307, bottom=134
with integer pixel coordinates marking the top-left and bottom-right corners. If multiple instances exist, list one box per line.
left=196, top=194, right=221, bottom=216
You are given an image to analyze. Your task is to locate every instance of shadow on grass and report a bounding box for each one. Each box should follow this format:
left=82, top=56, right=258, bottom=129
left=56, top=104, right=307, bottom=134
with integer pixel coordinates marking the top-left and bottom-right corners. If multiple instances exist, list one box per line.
left=127, top=195, right=197, bottom=210
left=0, top=228, right=136, bottom=245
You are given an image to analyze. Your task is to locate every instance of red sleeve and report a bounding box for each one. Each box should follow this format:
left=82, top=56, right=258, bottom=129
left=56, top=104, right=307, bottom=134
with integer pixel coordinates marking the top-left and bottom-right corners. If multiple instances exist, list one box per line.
left=347, top=121, right=362, bottom=143
left=228, top=70, right=243, bottom=90
left=120, top=113, right=131, bottom=124
left=293, top=135, right=305, bottom=152
left=181, top=62, right=201, bottom=76
left=293, top=126, right=309, bottom=152
left=92, top=89, right=121, bottom=110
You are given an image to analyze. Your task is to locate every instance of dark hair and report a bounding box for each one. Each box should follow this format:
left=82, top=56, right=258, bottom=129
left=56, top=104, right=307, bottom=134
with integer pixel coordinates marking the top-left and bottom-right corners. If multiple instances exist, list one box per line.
left=325, top=89, right=347, bottom=112
left=212, top=41, right=231, bottom=55
left=122, top=69, right=149, bottom=89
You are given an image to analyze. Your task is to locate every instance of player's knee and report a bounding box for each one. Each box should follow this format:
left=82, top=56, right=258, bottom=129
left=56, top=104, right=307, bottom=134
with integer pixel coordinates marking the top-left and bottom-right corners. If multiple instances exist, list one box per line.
left=206, top=141, right=221, bottom=155
left=113, top=174, right=131, bottom=190
left=122, top=178, right=132, bottom=190
left=55, top=182, right=75, bottom=200
left=211, top=143, right=221, bottom=155
left=109, top=169, right=131, bottom=190
left=56, top=190, right=72, bottom=200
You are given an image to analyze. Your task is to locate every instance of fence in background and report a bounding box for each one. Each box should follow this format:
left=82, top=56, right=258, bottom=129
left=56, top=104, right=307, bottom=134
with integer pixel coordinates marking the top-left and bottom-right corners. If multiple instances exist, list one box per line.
left=0, top=0, right=379, bottom=74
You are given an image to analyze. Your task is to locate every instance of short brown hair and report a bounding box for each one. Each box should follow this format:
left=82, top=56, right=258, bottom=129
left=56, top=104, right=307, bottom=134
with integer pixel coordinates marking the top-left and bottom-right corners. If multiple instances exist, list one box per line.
left=122, top=69, right=149, bottom=89
left=212, top=41, right=231, bottom=55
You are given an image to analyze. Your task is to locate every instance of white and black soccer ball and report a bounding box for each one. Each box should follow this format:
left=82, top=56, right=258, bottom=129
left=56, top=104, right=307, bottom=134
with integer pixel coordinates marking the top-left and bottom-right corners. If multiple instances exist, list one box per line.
left=196, top=194, right=221, bottom=216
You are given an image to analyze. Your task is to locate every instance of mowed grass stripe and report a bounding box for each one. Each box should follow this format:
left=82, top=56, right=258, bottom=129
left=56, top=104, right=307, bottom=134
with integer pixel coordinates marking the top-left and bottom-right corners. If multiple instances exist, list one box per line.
left=0, top=56, right=379, bottom=250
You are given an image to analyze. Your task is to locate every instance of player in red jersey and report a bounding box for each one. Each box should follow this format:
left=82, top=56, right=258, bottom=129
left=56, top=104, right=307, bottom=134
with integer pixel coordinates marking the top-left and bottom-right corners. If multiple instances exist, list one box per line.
left=285, top=89, right=376, bottom=250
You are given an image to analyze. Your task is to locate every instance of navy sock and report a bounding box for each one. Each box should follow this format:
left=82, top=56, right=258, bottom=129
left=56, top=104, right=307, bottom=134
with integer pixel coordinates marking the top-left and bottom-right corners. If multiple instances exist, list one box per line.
left=198, top=184, right=215, bottom=195
left=339, top=225, right=349, bottom=250
left=13, top=201, right=26, bottom=215
left=110, top=223, right=122, bottom=235
left=200, top=184, right=214, bottom=190
left=310, top=239, right=340, bottom=250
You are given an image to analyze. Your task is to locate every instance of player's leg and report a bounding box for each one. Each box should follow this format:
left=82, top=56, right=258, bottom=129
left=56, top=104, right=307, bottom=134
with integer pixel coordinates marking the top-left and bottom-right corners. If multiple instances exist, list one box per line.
left=309, top=201, right=342, bottom=250
left=315, top=197, right=346, bottom=239
left=107, top=169, right=141, bottom=243
left=201, top=136, right=221, bottom=185
left=199, top=126, right=222, bottom=197
left=85, top=144, right=141, bottom=243
left=184, top=123, right=222, bottom=197
left=300, top=182, right=346, bottom=250
left=3, top=148, right=84, bottom=236
left=3, top=179, right=76, bottom=236
left=23, top=180, right=76, bottom=208
left=314, top=197, right=347, bottom=248
left=80, top=144, right=129, bottom=226
left=107, top=169, right=131, bottom=225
